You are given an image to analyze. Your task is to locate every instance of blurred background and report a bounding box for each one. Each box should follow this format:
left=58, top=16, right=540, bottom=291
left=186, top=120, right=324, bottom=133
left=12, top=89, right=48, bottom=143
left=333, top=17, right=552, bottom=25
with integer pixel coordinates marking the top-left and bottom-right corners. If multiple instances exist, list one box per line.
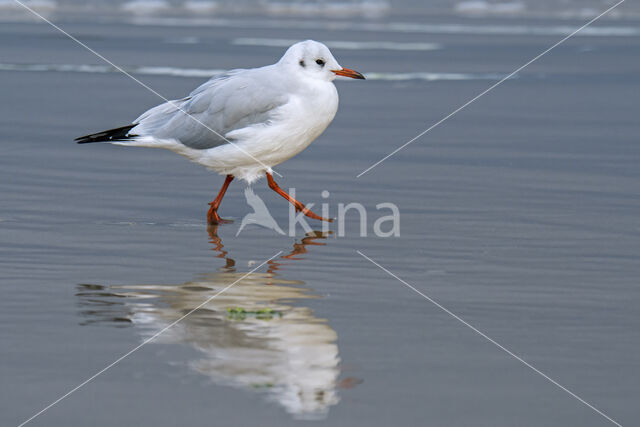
left=1, top=0, right=639, bottom=20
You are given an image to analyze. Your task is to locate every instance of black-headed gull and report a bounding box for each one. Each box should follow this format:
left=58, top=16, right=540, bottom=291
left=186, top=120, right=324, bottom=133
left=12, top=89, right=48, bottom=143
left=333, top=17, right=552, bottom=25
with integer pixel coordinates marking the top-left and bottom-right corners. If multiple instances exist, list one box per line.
left=76, top=40, right=364, bottom=224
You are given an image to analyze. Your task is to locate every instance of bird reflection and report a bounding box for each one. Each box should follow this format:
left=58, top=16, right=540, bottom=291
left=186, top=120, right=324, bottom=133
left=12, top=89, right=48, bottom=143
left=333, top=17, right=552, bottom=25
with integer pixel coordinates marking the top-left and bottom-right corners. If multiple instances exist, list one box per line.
left=76, top=227, right=344, bottom=419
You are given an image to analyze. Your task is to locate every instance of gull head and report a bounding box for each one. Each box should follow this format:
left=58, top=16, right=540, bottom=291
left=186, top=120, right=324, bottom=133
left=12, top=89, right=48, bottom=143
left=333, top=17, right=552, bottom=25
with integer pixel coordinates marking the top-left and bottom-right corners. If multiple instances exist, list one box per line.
left=279, top=40, right=365, bottom=82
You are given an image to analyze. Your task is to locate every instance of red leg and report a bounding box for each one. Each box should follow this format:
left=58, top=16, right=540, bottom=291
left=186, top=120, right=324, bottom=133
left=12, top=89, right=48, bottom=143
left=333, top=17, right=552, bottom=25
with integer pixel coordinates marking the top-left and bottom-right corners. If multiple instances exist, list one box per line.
left=207, top=174, right=234, bottom=224
left=266, top=172, right=333, bottom=222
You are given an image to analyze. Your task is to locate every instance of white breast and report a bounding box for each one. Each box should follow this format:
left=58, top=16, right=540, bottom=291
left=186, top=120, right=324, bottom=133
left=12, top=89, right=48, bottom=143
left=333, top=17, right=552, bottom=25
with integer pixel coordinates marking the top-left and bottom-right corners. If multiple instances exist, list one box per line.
left=271, top=81, right=339, bottom=160
left=179, top=80, right=339, bottom=183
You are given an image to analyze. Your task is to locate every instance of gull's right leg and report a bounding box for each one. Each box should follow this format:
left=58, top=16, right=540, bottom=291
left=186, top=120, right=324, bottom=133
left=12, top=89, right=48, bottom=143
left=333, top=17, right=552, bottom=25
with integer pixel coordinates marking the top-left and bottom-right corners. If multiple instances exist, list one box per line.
left=207, top=174, right=234, bottom=224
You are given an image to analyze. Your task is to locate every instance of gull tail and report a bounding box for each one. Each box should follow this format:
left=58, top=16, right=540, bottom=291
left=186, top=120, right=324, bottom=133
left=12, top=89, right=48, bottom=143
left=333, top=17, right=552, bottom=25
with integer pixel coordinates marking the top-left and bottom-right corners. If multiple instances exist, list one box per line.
left=75, top=124, right=137, bottom=144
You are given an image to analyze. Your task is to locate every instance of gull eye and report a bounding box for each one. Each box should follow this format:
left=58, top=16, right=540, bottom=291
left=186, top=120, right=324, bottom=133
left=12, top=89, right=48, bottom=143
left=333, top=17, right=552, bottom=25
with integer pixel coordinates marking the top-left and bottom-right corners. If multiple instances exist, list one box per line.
left=299, top=60, right=305, bottom=67
left=316, top=59, right=325, bottom=66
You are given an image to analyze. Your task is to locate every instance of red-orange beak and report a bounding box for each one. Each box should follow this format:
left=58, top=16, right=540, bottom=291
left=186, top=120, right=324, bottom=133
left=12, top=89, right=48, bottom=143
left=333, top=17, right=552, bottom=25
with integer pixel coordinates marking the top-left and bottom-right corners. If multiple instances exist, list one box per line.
left=332, top=67, right=366, bottom=80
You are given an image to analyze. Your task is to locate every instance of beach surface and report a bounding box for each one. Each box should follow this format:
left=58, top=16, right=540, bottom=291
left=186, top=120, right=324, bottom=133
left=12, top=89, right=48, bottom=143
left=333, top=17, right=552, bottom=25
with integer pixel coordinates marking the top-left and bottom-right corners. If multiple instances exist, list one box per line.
left=1, top=9, right=639, bottom=426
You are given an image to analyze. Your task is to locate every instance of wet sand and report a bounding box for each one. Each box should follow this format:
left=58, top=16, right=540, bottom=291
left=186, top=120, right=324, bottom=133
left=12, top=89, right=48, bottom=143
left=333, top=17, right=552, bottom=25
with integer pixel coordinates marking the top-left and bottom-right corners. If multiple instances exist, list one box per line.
left=1, top=14, right=639, bottom=427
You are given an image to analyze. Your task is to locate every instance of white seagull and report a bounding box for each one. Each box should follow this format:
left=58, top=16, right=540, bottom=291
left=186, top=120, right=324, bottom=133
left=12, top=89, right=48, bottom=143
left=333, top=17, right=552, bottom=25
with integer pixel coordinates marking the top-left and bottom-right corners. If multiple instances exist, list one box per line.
left=76, top=40, right=364, bottom=224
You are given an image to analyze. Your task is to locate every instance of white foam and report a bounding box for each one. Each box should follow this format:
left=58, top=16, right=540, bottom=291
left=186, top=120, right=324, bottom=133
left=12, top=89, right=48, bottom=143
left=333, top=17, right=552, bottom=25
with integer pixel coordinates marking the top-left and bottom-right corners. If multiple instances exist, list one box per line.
left=263, top=1, right=389, bottom=18
left=365, top=72, right=509, bottom=81
left=0, top=0, right=56, bottom=9
left=0, top=0, right=56, bottom=18
left=0, top=62, right=507, bottom=82
left=0, top=63, right=114, bottom=73
left=129, top=16, right=640, bottom=38
left=233, top=38, right=441, bottom=51
left=121, top=0, right=171, bottom=15
left=0, top=63, right=224, bottom=78
left=164, top=36, right=200, bottom=44
left=455, top=1, right=526, bottom=16
left=135, top=66, right=225, bottom=77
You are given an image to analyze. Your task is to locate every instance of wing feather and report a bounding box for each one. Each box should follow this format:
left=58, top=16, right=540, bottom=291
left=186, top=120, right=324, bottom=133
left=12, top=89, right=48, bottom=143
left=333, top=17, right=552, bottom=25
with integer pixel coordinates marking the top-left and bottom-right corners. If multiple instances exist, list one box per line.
left=130, top=67, right=288, bottom=150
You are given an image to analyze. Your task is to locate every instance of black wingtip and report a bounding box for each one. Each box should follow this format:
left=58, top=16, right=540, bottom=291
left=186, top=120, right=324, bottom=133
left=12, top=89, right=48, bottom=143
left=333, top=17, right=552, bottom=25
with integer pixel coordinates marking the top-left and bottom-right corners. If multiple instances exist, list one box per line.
left=75, top=124, right=137, bottom=144
left=75, top=135, right=95, bottom=144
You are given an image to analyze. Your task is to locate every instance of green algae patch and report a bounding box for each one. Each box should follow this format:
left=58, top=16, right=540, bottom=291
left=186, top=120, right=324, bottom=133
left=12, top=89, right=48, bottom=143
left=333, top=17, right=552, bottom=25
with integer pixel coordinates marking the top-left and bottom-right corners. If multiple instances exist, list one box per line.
left=226, top=307, right=283, bottom=320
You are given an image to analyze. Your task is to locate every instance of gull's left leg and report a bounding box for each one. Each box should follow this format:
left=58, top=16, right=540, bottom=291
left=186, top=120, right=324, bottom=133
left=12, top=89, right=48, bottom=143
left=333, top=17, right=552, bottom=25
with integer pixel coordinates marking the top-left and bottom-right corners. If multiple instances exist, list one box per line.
left=207, top=174, right=234, bottom=224
left=266, top=172, right=333, bottom=222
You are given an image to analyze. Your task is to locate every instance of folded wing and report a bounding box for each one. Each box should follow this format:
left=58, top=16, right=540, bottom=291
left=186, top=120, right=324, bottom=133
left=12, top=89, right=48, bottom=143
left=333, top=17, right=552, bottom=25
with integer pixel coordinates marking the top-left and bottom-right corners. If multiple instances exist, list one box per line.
left=132, top=68, right=289, bottom=150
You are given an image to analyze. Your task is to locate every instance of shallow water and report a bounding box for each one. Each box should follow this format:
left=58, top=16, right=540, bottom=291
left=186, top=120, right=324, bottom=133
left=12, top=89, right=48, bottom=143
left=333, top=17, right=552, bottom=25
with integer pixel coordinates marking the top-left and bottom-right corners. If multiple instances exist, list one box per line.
left=1, top=14, right=639, bottom=427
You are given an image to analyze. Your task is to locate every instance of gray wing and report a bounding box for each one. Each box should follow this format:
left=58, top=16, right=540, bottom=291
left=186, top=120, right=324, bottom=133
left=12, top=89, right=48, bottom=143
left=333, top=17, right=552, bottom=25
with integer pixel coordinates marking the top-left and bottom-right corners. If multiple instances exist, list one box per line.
left=131, top=67, right=289, bottom=150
